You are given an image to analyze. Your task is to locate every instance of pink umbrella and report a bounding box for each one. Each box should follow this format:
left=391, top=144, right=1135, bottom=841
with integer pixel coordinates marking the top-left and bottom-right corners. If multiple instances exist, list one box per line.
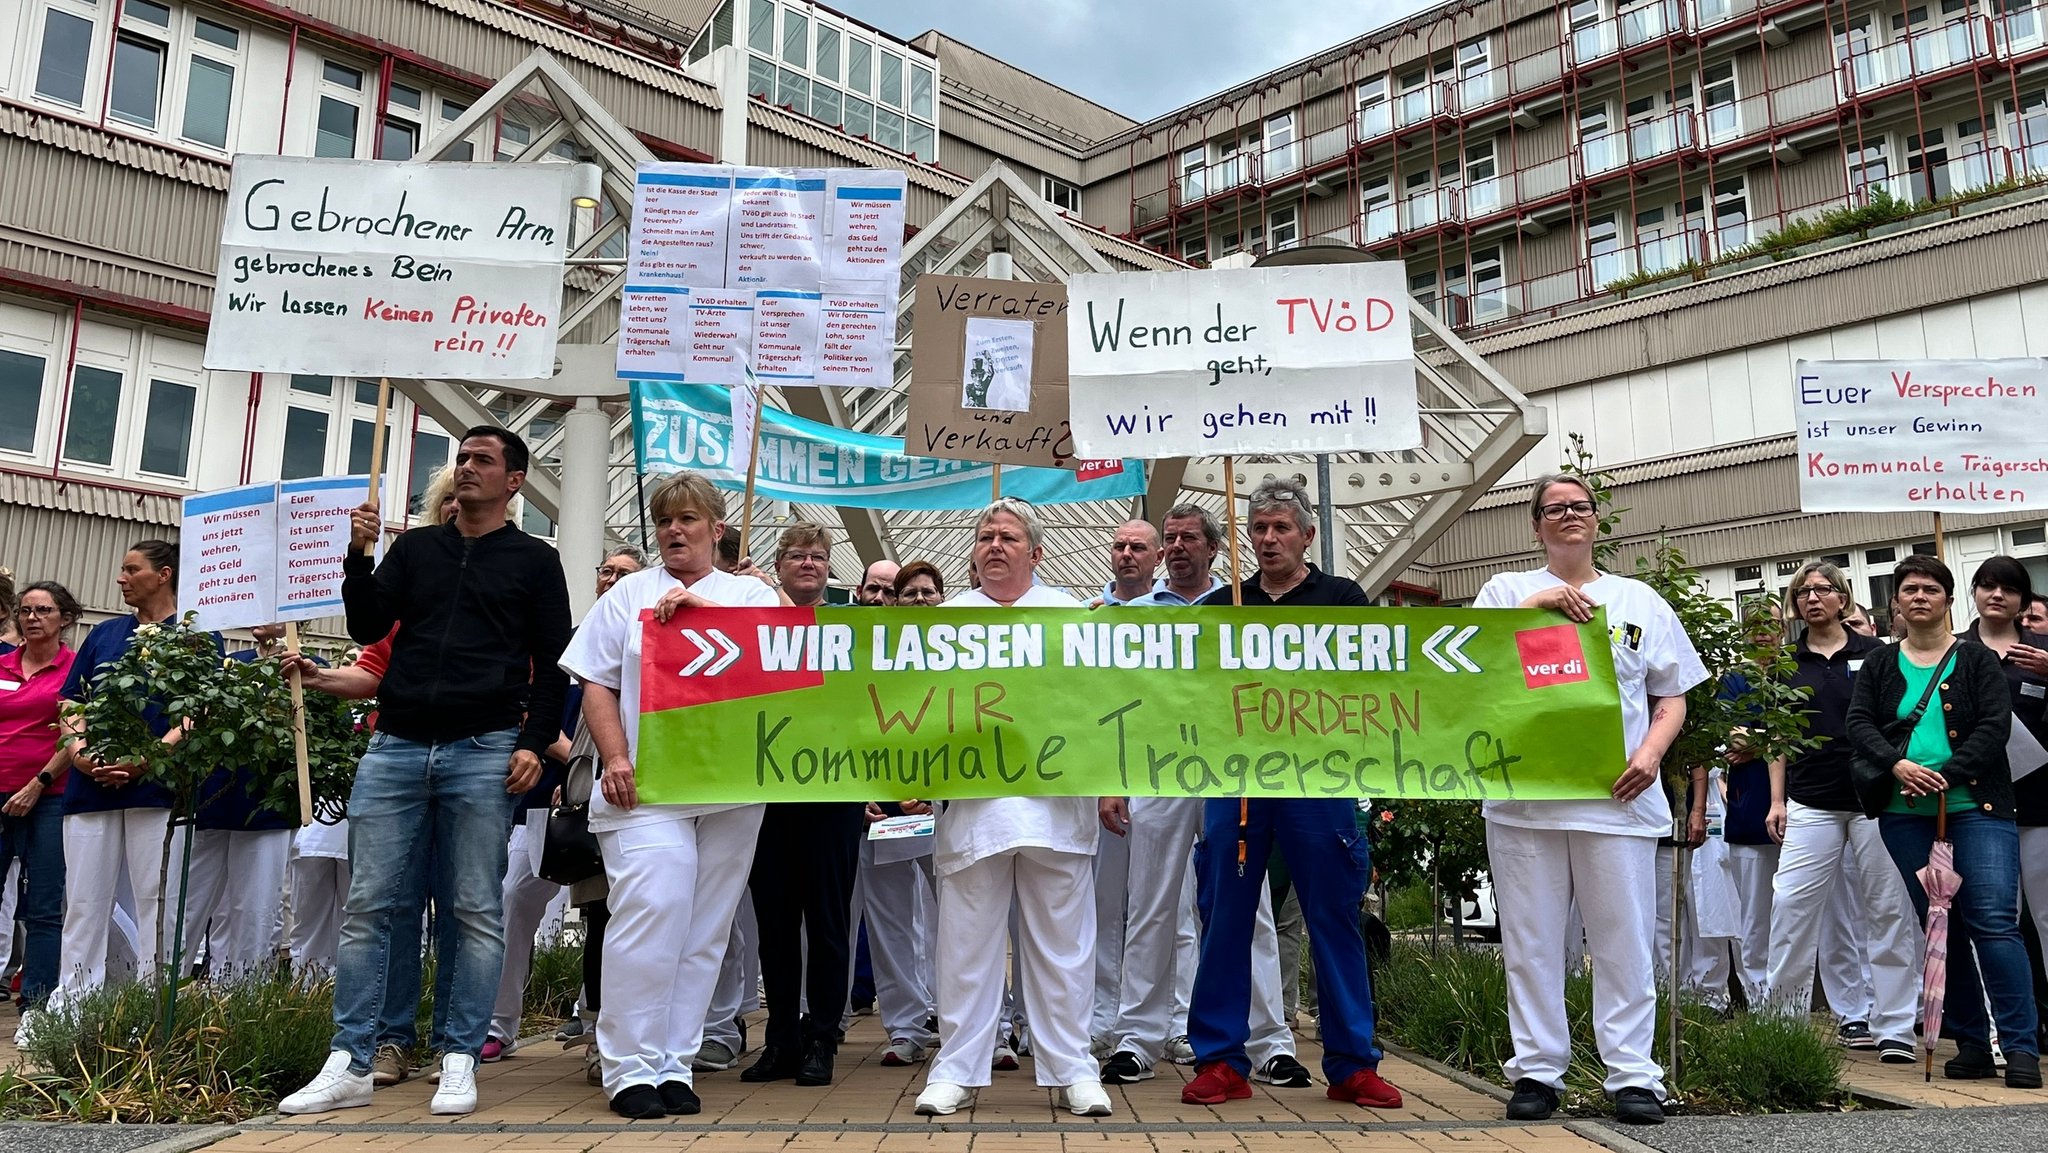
left=1917, top=811, right=1963, bottom=1083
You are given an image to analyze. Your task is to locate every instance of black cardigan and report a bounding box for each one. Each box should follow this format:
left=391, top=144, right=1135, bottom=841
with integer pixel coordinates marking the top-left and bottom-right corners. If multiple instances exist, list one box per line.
left=1845, top=639, right=2014, bottom=820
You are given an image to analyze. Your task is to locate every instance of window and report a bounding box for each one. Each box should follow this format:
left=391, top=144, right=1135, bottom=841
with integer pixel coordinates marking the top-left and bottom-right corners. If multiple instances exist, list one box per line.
left=1700, top=61, right=1738, bottom=143
left=110, top=2, right=174, bottom=131
left=1470, top=246, right=1505, bottom=320
left=878, top=51, right=903, bottom=109
left=407, top=430, right=451, bottom=516
left=1464, top=139, right=1500, bottom=215
left=781, top=9, right=808, bottom=67
left=1849, top=137, right=1893, bottom=199
left=777, top=68, right=810, bottom=114
left=844, top=95, right=873, bottom=139
left=35, top=3, right=97, bottom=108
left=181, top=19, right=239, bottom=149
left=1586, top=211, right=1623, bottom=283
left=815, top=24, right=841, bottom=83
left=747, top=54, right=775, bottom=101
left=1180, top=146, right=1206, bottom=201
left=875, top=107, right=904, bottom=152
left=909, top=64, right=935, bottom=121
left=281, top=375, right=395, bottom=480
left=1216, top=222, right=1263, bottom=257
left=433, top=99, right=475, bottom=161
left=0, top=350, right=48, bottom=454
left=747, top=0, right=775, bottom=53
left=1041, top=176, right=1081, bottom=213
left=906, top=120, right=935, bottom=162
left=1263, top=111, right=1298, bottom=176
left=281, top=407, right=329, bottom=479
left=61, top=365, right=125, bottom=467
left=690, top=0, right=735, bottom=62
left=1360, top=173, right=1395, bottom=242
left=137, top=378, right=196, bottom=477
left=495, top=117, right=534, bottom=161
left=316, top=62, right=365, bottom=158
left=813, top=83, right=843, bottom=127
left=381, top=83, right=422, bottom=159
left=1181, top=234, right=1208, bottom=263
left=847, top=38, right=872, bottom=95
left=1356, top=76, right=1390, bottom=138
left=1269, top=204, right=1300, bottom=251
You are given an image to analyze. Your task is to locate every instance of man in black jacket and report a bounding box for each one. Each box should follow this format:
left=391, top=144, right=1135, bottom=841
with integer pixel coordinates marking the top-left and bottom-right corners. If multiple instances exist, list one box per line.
left=282, top=426, right=572, bottom=1118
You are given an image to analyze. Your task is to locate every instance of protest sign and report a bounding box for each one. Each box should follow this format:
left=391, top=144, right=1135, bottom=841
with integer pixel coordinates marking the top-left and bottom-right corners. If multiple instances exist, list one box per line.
left=181, top=475, right=380, bottom=632
left=618, top=165, right=905, bottom=387
left=203, top=157, right=577, bottom=379
left=632, top=379, right=1145, bottom=509
left=1794, top=358, right=2048, bottom=512
left=1066, top=264, right=1421, bottom=459
left=905, top=275, right=1082, bottom=468
left=632, top=605, right=1625, bottom=803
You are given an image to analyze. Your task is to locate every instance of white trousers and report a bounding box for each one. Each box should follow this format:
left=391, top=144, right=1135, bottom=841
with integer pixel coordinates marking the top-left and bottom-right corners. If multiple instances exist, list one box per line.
left=1817, top=854, right=1877, bottom=1020
left=927, top=847, right=1097, bottom=1089
left=596, top=807, right=764, bottom=1095
left=2018, top=827, right=2048, bottom=987
left=1725, top=842, right=1777, bottom=1002
left=58, top=809, right=186, bottom=996
left=0, top=860, right=19, bottom=974
left=1654, top=845, right=1731, bottom=1007
left=1763, top=802, right=1922, bottom=1043
left=490, top=822, right=568, bottom=1042
left=864, top=852, right=938, bottom=1046
left=1490, top=823, right=1663, bottom=1096
left=702, top=896, right=758, bottom=1051
left=289, top=852, right=350, bottom=976
left=1092, top=821, right=1131, bottom=1039
left=179, top=828, right=290, bottom=981
left=1245, top=880, right=1294, bottom=1065
left=1107, top=795, right=1202, bottom=1063
left=1171, top=869, right=1196, bottom=1037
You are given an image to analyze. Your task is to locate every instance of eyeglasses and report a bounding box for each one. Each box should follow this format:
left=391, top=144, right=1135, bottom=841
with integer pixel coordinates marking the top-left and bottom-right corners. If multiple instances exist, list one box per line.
left=14, top=604, right=61, bottom=618
left=781, top=552, right=830, bottom=565
left=594, top=565, right=636, bottom=580
left=1790, top=586, right=1840, bottom=601
left=1538, top=501, right=1597, bottom=521
left=898, top=587, right=942, bottom=601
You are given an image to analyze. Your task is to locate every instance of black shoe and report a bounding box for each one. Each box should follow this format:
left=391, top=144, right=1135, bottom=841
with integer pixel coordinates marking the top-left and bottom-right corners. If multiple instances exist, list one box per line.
left=2006, top=1051, right=2042, bottom=1089
left=1838, top=1020, right=1876, bottom=1050
left=658, top=1080, right=702, bottom=1114
left=741, top=1044, right=800, bottom=1083
left=1877, top=1039, right=1917, bottom=1064
left=795, top=1039, right=835, bottom=1087
left=1505, top=1078, right=1558, bottom=1121
left=1945, top=1044, right=1998, bottom=1080
left=1612, top=1086, right=1665, bottom=1125
left=1100, top=1051, right=1154, bottom=1084
left=610, top=1084, right=666, bottom=1119
left=1253, top=1054, right=1313, bottom=1088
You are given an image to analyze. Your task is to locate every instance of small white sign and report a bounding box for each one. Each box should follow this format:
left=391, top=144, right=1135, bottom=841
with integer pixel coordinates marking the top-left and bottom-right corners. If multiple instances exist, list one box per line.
left=868, top=814, right=935, bottom=841
left=1066, top=264, right=1420, bottom=459
left=180, top=475, right=386, bottom=633
left=963, top=317, right=1035, bottom=413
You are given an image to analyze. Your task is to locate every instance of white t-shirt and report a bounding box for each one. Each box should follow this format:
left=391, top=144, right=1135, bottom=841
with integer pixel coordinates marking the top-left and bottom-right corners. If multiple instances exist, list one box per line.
left=559, top=564, right=781, bottom=832
left=1473, top=568, right=1708, bottom=837
left=931, top=583, right=1098, bottom=876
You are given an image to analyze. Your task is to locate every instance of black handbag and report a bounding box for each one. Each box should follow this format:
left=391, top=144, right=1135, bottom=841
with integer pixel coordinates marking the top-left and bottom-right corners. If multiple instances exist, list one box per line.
left=538, top=741, right=603, bottom=886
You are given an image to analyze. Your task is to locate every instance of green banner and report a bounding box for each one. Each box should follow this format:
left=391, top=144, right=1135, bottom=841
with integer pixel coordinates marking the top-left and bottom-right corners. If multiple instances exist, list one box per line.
left=635, top=606, right=1623, bottom=803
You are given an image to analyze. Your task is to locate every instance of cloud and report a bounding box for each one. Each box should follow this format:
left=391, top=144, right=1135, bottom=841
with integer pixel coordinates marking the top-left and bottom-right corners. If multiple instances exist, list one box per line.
left=828, top=0, right=1440, bottom=120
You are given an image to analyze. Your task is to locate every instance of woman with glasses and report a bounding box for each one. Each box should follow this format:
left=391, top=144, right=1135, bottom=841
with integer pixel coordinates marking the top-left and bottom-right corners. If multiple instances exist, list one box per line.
left=1846, top=555, right=2039, bottom=1089
left=892, top=562, right=945, bottom=605
left=1473, top=474, right=1707, bottom=1127
left=1760, top=562, right=1920, bottom=1060
left=0, top=581, right=85, bottom=1012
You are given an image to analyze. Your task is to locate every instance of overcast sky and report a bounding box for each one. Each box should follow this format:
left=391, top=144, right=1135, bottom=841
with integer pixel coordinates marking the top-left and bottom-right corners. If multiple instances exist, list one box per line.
left=826, top=1, right=1440, bottom=120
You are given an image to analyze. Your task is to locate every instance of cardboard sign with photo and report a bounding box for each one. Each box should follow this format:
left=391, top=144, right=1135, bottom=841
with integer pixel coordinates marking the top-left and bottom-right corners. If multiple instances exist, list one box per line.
left=907, top=274, right=1081, bottom=468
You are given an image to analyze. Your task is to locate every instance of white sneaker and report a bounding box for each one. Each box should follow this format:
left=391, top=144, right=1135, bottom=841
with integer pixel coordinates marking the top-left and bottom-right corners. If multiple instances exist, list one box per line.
left=1062, top=1080, right=1113, bottom=1116
left=430, top=1054, right=478, bottom=1115
left=881, top=1037, right=930, bottom=1066
left=280, top=1051, right=375, bottom=1115
left=1164, top=1035, right=1196, bottom=1065
left=915, top=1081, right=976, bottom=1115
left=992, top=1041, right=1019, bottom=1071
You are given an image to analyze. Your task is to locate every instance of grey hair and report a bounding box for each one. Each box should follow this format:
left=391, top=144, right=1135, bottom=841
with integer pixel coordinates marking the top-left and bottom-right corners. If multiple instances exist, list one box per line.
left=1163, top=503, right=1223, bottom=548
left=1527, top=473, right=1595, bottom=521
left=1789, top=561, right=1852, bottom=619
left=1246, top=478, right=1313, bottom=534
left=977, top=498, right=1044, bottom=550
left=604, top=544, right=647, bottom=567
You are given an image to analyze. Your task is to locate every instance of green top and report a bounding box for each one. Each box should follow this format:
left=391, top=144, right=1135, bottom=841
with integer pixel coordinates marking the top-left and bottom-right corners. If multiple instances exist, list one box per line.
left=1886, top=649, right=1976, bottom=815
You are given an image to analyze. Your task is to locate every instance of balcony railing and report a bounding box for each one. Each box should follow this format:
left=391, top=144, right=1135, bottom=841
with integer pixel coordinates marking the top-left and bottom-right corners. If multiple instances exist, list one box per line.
left=1356, top=101, right=1394, bottom=143
left=1838, top=17, right=1992, bottom=99
left=1571, top=0, right=1686, bottom=66
left=1362, top=201, right=1397, bottom=245
left=1997, top=1, right=2046, bottom=54
left=1133, top=187, right=1169, bottom=230
left=1399, top=186, right=1460, bottom=232
left=1453, top=42, right=1567, bottom=118
left=1694, top=0, right=1759, bottom=28
left=1580, top=110, right=1700, bottom=177
left=1590, top=227, right=1709, bottom=288
left=1867, top=147, right=2023, bottom=206
left=1394, top=83, right=1453, bottom=129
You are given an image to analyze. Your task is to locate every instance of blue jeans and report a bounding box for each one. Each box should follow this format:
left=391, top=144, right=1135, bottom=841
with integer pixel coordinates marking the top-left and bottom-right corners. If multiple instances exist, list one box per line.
left=1880, top=809, right=2040, bottom=1056
left=0, top=792, right=65, bottom=1006
left=1189, top=798, right=1381, bottom=1081
left=373, top=844, right=457, bottom=1053
left=332, top=730, right=516, bottom=1069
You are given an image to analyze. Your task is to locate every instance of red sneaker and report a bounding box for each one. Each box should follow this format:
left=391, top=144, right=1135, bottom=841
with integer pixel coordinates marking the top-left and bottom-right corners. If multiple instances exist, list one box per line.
left=1328, top=1068, right=1403, bottom=1109
left=1182, top=1062, right=1254, bottom=1104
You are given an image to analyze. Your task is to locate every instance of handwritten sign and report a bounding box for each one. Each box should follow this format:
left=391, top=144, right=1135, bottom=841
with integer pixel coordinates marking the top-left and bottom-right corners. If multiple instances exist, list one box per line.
left=180, top=475, right=381, bottom=632
left=203, top=157, right=576, bottom=379
left=619, top=165, right=905, bottom=387
left=631, top=605, right=1625, bottom=803
left=1066, top=264, right=1420, bottom=459
left=1794, top=358, right=2048, bottom=512
left=906, top=275, right=1089, bottom=468
left=631, top=380, right=1146, bottom=510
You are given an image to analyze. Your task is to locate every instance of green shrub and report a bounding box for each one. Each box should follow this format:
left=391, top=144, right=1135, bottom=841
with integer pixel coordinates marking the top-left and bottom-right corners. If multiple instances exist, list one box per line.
left=1382, top=881, right=1438, bottom=931
left=1375, top=942, right=1846, bottom=1114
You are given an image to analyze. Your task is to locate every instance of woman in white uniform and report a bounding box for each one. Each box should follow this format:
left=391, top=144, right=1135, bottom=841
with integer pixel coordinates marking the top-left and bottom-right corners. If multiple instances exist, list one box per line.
left=913, top=499, right=1111, bottom=1118
left=559, top=471, right=779, bottom=1120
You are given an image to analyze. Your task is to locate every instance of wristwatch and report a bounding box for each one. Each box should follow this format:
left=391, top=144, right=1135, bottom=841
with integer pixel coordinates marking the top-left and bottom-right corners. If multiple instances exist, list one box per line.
left=36, top=769, right=55, bottom=788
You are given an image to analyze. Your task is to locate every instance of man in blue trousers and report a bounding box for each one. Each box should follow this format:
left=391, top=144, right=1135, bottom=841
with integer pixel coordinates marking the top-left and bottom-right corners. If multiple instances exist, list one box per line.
left=1186, top=478, right=1402, bottom=1110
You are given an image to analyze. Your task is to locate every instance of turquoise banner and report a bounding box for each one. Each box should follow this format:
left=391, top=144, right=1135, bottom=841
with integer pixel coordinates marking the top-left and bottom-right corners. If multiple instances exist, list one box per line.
left=631, top=380, right=1147, bottom=509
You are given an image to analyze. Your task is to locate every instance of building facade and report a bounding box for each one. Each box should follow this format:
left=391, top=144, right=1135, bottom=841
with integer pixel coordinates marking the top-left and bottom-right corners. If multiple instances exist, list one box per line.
left=3, top=0, right=2047, bottom=629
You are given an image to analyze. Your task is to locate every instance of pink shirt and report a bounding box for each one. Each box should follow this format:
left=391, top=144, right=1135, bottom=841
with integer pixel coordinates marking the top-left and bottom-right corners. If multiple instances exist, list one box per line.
left=0, top=645, right=75, bottom=793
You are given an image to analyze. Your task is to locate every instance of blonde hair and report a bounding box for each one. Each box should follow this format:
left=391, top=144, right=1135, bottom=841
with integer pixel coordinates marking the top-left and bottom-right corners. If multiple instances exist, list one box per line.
left=422, top=466, right=458, bottom=525
left=647, top=471, right=727, bottom=525
left=775, top=522, right=831, bottom=566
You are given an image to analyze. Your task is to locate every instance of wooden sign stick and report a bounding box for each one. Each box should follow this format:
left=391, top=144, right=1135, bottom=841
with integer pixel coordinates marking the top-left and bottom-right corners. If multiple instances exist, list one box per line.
left=737, top=394, right=767, bottom=565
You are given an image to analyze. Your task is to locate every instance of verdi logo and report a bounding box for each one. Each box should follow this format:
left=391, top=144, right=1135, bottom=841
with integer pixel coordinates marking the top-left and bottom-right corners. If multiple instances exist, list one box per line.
left=1515, top=624, right=1589, bottom=689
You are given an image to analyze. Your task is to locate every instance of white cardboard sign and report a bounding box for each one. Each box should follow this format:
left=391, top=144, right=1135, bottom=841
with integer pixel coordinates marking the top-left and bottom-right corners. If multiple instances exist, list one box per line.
left=618, top=165, right=904, bottom=387
left=181, top=475, right=383, bottom=633
left=1066, top=264, right=1420, bottom=459
left=1794, top=358, right=2048, bottom=512
left=204, top=157, right=577, bottom=380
